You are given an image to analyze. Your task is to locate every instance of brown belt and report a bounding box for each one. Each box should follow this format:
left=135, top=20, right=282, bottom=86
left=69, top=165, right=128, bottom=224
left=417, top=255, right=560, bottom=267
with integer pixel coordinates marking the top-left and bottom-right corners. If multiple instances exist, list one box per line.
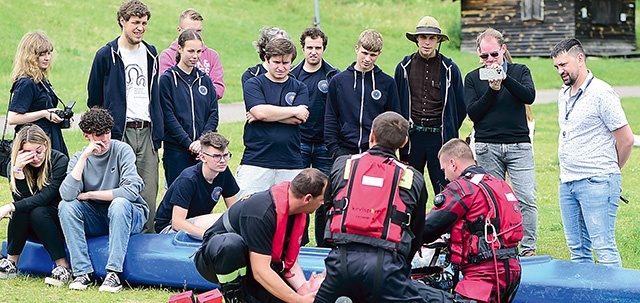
left=125, top=121, right=150, bottom=128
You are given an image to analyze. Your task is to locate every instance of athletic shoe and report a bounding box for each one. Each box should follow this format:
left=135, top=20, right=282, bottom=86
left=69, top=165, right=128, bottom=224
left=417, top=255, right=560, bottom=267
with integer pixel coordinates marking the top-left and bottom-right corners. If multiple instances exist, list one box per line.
left=69, top=273, right=93, bottom=290
left=99, top=271, right=123, bottom=293
left=44, top=265, right=72, bottom=287
left=0, top=258, right=17, bottom=279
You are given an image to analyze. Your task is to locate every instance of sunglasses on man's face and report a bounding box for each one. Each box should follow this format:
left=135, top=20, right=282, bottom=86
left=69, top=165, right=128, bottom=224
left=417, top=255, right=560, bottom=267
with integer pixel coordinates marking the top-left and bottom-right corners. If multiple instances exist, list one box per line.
left=479, top=51, right=500, bottom=59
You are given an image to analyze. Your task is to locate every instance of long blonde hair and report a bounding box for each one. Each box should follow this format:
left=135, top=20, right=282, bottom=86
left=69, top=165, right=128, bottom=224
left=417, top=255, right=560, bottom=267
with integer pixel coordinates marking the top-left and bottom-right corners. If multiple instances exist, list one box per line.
left=10, top=31, right=54, bottom=84
left=10, top=125, right=52, bottom=196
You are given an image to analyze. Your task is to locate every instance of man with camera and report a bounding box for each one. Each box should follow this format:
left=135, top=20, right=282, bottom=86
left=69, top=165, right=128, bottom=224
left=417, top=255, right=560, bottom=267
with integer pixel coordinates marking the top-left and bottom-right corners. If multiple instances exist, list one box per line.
left=87, top=0, right=162, bottom=233
left=394, top=15, right=466, bottom=195
left=464, top=28, right=537, bottom=257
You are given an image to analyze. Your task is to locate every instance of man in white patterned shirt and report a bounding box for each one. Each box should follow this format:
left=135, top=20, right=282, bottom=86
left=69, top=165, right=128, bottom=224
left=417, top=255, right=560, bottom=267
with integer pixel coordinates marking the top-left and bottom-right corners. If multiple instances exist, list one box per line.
left=551, top=38, right=633, bottom=267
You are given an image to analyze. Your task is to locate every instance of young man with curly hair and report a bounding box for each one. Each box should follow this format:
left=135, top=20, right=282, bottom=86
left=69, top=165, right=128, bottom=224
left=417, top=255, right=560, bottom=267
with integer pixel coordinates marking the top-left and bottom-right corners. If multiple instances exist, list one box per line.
left=58, top=107, right=148, bottom=293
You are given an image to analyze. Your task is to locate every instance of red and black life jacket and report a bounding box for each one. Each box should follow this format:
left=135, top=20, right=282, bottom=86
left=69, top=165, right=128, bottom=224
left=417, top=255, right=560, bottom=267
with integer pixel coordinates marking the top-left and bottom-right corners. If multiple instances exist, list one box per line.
left=325, top=153, right=415, bottom=256
left=447, top=173, right=523, bottom=266
left=270, top=181, right=306, bottom=278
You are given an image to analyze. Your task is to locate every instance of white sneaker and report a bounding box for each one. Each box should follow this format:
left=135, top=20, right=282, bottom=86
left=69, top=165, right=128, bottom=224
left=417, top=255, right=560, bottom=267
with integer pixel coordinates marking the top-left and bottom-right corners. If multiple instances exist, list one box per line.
left=45, top=265, right=72, bottom=287
left=69, top=274, right=93, bottom=290
left=99, top=271, right=123, bottom=293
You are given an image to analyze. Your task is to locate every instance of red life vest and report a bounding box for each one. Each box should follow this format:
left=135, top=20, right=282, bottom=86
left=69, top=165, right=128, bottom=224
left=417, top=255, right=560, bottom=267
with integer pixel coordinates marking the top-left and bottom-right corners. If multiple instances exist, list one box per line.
left=270, top=181, right=307, bottom=277
left=326, top=153, right=414, bottom=256
left=446, top=173, right=523, bottom=266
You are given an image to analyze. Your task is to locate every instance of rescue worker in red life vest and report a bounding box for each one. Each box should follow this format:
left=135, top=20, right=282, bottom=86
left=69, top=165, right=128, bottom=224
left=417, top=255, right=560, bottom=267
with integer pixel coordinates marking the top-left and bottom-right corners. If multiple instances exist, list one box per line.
left=316, top=111, right=454, bottom=303
left=423, top=138, right=522, bottom=303
left=194, top=168, right=327, bottom=303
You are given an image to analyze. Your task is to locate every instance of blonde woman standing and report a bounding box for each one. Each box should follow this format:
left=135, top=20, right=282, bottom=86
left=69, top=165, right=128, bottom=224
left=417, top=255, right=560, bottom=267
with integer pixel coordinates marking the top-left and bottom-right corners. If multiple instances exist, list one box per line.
left=8, top=31, right=68, bottom=156
left=0, top=125, right=70, bottom=286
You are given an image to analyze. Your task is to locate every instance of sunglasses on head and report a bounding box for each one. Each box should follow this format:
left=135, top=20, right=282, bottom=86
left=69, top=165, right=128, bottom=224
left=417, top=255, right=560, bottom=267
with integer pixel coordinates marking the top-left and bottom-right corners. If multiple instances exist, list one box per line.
left=479, top=51, right=500, bottom=59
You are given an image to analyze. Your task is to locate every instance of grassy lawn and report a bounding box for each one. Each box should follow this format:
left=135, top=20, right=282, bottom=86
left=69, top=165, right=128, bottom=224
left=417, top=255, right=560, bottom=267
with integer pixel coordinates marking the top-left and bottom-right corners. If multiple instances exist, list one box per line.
left=1, top=0, right=640, bottom=112
left=2, top=98, right=640, bottom=301
left=2, top=0, right=640, bottom=301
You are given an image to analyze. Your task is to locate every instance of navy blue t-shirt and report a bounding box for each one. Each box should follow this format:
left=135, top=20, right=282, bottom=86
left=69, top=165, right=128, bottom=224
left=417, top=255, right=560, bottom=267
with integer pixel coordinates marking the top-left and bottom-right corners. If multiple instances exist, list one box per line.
left=241, top=75, right=309, bottom=169
left=154, top=162, right=240, bottom=232
left=295, top=68, right=330, bottom=144
left=9, top=78, right=68, bottom=156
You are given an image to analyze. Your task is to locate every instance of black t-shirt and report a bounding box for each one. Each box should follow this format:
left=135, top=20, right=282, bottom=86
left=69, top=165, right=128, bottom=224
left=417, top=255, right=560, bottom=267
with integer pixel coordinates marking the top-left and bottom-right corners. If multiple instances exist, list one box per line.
left=206, top=188, right=307, bottom=302
left=208, top=190, right=277, bottom=255
left=154, top=163, right=239, bottom=232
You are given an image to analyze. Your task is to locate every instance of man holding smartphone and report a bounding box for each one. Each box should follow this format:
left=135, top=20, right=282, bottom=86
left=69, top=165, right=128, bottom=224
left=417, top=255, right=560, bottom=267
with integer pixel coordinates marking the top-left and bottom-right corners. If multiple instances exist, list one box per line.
left=464, top=28, right=538, bottom=257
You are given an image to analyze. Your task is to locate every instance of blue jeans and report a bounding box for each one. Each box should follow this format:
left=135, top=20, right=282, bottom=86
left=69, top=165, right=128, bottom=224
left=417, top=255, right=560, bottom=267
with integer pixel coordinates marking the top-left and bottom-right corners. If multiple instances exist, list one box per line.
left=475, top=142, right=537, bottom=253
left=58, top=198, right=147, bottom=275
left=559, top=174, right=622, bottom=267
left=300, top=142, right=333, bottom=176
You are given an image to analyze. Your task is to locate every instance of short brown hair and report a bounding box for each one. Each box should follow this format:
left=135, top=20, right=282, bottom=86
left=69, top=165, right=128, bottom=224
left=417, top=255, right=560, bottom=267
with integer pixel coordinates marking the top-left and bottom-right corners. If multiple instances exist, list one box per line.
left=117, top=0, right=151, bottom=28
left=264, top=38, right=297, bottom=62
left=357, top=29, right=383, bottom=53
left=300, top=27, right=327, bottom=49
left=371, top=111, right=408, bottom=150
left=290, top=168, right=327, bottom=198
left=438, top=139, right=474, bottom=162
left=200, top=131, right=229, bottom=151
left=78, top=107, right=114, bottom=136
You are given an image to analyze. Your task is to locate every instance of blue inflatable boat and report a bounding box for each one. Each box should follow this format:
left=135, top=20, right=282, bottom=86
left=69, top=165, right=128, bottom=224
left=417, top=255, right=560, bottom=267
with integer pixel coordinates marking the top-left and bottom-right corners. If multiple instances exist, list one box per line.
left=3, top=232, right=640, bottom=302
left=1, top=231, right=326, bottom=291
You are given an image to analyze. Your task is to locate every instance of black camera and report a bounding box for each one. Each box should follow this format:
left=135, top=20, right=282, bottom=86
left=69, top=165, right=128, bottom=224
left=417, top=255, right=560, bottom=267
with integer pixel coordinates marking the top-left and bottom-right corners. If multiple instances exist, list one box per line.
left=55, top=101, right=76, bottom=129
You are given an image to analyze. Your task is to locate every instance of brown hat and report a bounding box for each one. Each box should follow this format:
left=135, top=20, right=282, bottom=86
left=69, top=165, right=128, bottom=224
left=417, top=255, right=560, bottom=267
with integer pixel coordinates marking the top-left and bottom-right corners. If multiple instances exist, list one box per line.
left=406, top=16, right=449, bottom=43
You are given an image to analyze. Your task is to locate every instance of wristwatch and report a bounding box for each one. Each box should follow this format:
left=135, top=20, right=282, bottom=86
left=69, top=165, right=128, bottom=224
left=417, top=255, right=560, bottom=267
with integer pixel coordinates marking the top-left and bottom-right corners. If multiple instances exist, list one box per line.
left=13, top=167, right=23, bottom=173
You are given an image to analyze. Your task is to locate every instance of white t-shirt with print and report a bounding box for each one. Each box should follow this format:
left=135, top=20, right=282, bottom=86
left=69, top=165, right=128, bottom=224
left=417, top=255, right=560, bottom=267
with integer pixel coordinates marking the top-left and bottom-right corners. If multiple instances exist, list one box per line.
left=120, top=43, right=150, bottom=122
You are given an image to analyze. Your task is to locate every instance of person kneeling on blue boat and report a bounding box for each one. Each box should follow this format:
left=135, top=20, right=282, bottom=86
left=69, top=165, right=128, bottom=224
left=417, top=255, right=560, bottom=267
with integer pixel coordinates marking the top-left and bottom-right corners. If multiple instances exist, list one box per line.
left=154, top=131, right=239, bottom=238
left=423, top=139, right=523, bottom=303
left=58, top=107, right=149, bottom=293
left=194, top=168, right=327, bottom=303
left=0, top=125, right=70, bottom=285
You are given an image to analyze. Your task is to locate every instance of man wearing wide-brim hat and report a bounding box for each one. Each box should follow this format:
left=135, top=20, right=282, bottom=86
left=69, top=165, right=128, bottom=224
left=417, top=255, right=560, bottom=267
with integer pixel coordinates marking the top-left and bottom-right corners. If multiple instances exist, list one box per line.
left=394, top=16, right=466, bottom=195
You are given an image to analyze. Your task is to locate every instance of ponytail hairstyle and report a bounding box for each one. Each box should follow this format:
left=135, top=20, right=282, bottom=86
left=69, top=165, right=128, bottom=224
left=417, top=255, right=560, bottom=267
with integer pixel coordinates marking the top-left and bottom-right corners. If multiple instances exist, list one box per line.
left=175, top=28, right=203, bottom=64
left=10, top=124, right=52, bottom=195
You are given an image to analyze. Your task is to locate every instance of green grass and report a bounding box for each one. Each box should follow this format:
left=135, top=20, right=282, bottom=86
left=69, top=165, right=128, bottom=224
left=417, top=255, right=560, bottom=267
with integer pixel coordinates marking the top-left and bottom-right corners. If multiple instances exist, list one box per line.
left=1, top=0, right=640, bottom=113
left=3, top=98, right=640, bottom=301
left=2, top=0, right=640, bottom=301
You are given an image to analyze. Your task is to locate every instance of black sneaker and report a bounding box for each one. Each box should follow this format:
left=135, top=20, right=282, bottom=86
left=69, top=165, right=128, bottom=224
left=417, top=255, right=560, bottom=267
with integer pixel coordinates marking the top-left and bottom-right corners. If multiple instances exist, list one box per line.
left=0, top=258, right=17, bottom=279
left=45, top=265, right=72, bottom=287
left=99, top=271, right=123, bottom=293
left=69, top=273, right=93, bottom=290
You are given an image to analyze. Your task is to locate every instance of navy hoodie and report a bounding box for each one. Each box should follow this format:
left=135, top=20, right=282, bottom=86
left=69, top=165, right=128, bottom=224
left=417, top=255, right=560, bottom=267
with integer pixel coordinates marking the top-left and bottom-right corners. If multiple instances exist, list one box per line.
left=394, top=52, right=466, bottom=145
left=159, top=65, right=219, bottom=149
left=87, top=37, right=163, bottom=150
left=324, top=63, right=401, bottom=156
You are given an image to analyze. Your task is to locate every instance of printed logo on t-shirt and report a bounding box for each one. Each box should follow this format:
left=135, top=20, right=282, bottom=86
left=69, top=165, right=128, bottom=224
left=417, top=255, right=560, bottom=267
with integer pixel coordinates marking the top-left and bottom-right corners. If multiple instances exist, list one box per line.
left=211, top=186, right=223, bottom=202
left=285, top=92, right=297, bottom=105
left=318, top=80, right=329, bottom=93
left=126, top=64, right=147, bottom=88
left=199, top=85, right=208, bottom=96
